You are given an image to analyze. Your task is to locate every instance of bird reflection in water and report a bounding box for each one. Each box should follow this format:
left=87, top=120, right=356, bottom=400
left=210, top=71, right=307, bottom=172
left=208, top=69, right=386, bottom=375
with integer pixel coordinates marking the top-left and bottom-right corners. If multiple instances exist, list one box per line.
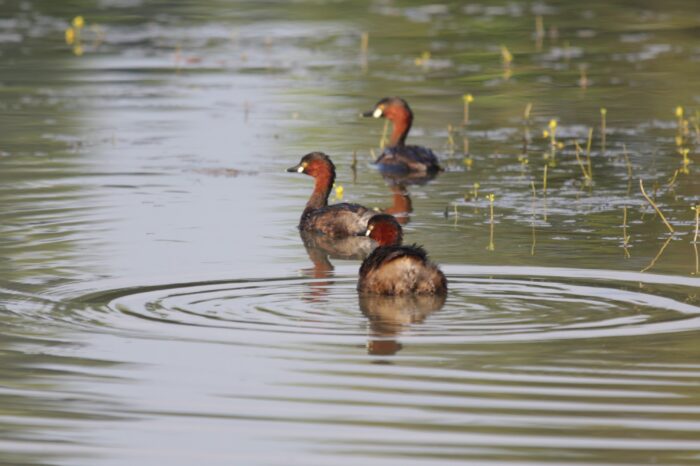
left=297, top=174, right=443, bottom=354
left=359, top=293, right=446, bottom=356
left=299, top=182, right=414, bottom=296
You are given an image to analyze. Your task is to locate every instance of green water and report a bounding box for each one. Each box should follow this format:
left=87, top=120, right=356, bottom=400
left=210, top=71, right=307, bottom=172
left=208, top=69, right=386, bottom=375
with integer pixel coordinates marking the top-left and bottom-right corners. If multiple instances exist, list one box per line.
left=1, top=1, right=699, bottom=464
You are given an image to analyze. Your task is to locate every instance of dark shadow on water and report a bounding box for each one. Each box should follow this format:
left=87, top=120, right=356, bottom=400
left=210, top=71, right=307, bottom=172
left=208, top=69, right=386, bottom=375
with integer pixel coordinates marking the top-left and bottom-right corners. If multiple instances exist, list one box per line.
left=379, top=168, right=440, bottom=188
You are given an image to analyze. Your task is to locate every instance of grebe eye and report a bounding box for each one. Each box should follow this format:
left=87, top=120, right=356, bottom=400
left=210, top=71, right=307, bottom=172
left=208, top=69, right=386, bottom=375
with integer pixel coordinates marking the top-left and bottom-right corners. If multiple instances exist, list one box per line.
left=372, top=107, right=383, bottom=118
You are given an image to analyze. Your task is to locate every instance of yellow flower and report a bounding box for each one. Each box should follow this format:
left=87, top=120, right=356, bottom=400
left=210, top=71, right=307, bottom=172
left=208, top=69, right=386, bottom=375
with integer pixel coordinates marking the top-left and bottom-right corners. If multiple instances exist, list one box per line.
left=675, top=106, right=684, bottom=118
left=334, top=184, right=344, bottom=200
left=500, top=45, right=513, bottom=65
left=487, top=193, right=495, bottom=202
left=414, top=51, right=431, bottom=66
left=463, top=93, right=474, bottom=103
left=600, top=108, right=607, bottom=116
left=65, top=27, right=75, bottom=45
left=548, top=119, right=557, bottom=130
left=463, top=157, right=473, bottom=168
left=72, top=16, right=85, bottom=29
left=73, top=45, right=84, bottom=56
left=543, top=130, right=549, bottom=138
left=556, top=142, right=564, bottom=149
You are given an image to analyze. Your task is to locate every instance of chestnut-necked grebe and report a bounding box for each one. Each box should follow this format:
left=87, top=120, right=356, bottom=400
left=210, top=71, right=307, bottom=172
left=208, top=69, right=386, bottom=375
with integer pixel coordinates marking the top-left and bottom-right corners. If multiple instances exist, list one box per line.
left=358, top=214, right=447, bottom=295
left=362, top=97, right=441, bottom=174
left=287, top=152, right=374, bottom=237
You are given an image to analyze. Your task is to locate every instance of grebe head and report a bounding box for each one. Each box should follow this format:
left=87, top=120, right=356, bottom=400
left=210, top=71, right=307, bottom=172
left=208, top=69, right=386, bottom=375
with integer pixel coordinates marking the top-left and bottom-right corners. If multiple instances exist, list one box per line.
left=361, top=97, right=413, bottom=122
left=362, top=97, right=413, bottom=146
left=364, top=214, right=403, bottom=247
left=286, top=152, right=335, bottom=178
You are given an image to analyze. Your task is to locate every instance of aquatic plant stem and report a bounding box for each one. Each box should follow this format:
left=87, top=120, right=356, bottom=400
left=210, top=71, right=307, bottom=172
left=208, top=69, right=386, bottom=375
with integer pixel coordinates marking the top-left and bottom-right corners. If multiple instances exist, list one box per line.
left=639, top=179, right=674, bottom=233
left=622, top=206, right=631, bottom=258
left=487, top=194, right=495, bottom=251
left=585, top=127, right=593, bottom=176
left=574, top=141, right=591, bottom=180
left=641, top=235, right=673, bottom=273
left=531, top=181, right=537, bottom=256
left=543, top=164, right=548, bottom=196
left=447, top=124, right=455, bottom=151
left=379, top=119, right=389, bottom=150
left=463, top=94, right=473, bottom=125
left=622, top=144, right=632, bottom=179
left=600, top=108, right=607, bottom=152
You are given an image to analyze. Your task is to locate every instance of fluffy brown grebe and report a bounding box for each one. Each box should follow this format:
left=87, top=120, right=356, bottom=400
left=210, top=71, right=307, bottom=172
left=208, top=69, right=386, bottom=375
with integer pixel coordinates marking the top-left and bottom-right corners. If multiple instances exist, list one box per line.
left=362, top=97, right=442, bottom=174
left=358, top=214, right=447, bottom=295
left=287, top=152, right=374, bottom=237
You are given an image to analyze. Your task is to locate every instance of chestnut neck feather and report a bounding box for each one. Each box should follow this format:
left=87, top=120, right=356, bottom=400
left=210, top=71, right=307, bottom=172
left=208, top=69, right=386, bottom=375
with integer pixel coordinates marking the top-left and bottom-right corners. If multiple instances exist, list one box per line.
left=305, top=165, right=335, bottom=211
left=388, top=108, right=413, bottom=147
left=372, top=222, right=402, bottom=247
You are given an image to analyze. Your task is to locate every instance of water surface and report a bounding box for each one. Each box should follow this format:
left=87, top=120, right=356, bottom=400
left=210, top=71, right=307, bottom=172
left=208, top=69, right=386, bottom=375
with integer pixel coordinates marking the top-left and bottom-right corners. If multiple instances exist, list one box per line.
left=1, top=1, right=700, bottom=464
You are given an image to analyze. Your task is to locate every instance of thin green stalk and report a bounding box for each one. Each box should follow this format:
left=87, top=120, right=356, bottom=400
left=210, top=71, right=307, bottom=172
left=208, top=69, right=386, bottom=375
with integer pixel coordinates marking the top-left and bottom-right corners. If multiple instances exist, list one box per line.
left=639, top=179, right=674, bottom=233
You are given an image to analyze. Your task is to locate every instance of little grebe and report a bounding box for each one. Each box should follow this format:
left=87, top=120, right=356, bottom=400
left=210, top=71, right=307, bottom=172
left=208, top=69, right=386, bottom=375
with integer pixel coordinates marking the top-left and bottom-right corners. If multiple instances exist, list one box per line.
left=287, top=152, right=374, bottom=237
left=358, top=214, right=447, bottom=295
left=362, top=97, right=442, bottom=174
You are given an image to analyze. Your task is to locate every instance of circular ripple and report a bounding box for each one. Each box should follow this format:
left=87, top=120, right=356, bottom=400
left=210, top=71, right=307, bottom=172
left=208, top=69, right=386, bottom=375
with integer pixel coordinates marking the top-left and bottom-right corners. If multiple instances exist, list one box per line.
left=73, top=267, right=700, bottom=344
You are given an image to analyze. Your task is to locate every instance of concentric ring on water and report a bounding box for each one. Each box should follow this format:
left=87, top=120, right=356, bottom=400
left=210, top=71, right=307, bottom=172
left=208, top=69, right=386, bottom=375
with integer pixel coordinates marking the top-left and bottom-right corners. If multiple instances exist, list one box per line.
left=72, top=266, right=700, bottom=344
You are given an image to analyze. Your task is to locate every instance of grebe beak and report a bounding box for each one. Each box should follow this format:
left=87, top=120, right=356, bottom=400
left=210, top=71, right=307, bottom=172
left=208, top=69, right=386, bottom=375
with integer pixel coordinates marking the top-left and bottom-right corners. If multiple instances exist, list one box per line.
left=361, top=109, right=381, bottom=118
left=286, top=164, right=303, bottom=173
